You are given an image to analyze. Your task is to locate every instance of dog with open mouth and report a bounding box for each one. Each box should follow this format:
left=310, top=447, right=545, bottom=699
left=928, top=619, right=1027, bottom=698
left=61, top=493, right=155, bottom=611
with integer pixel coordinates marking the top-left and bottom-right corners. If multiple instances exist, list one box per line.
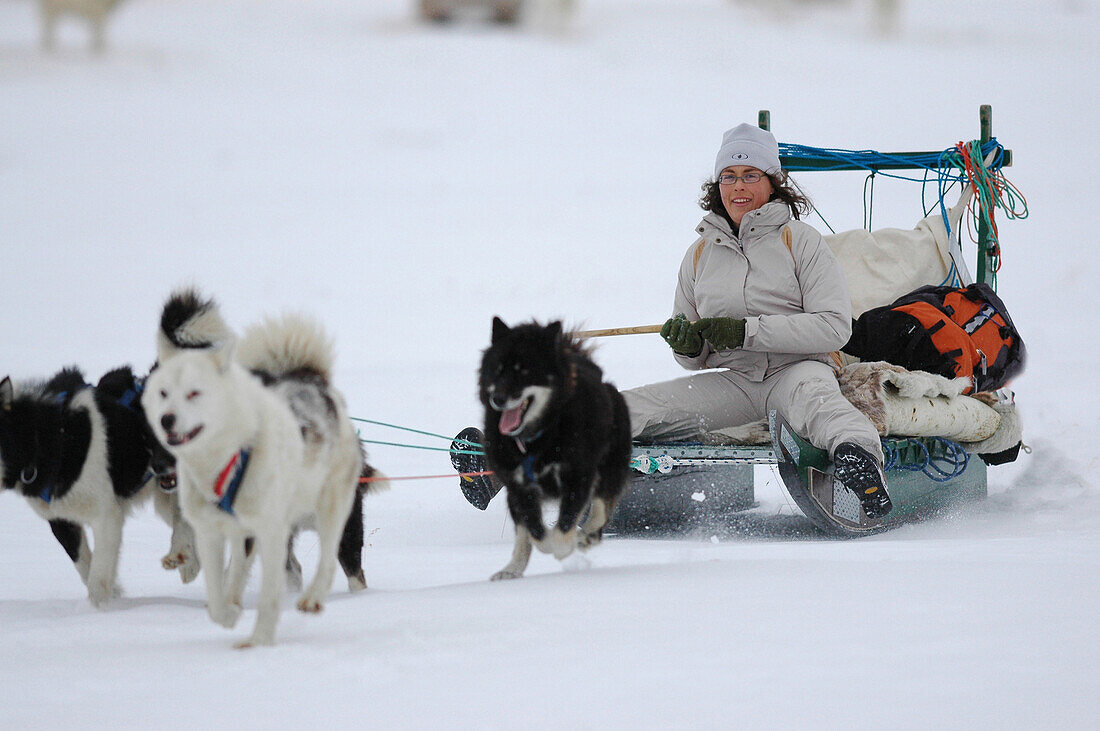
left=478, top=317, right=632, bottom=580
left=0, top=365, right=196, bottom=605
left=142, top=289, right=377, bottom=647
left=146, top=291, right=381, bottom=594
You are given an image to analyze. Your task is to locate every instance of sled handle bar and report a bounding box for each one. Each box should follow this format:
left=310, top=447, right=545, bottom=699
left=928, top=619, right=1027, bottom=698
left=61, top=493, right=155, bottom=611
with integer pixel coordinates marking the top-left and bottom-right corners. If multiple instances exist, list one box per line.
left=572, top=324, right=664, bottom=339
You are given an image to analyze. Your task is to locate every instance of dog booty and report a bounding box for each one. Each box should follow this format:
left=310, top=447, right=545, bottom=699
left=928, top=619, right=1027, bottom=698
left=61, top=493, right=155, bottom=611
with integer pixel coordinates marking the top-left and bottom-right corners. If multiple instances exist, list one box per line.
left=832, top=442, right=893, bottom=519
left=450, top=427, right=502, bottom=510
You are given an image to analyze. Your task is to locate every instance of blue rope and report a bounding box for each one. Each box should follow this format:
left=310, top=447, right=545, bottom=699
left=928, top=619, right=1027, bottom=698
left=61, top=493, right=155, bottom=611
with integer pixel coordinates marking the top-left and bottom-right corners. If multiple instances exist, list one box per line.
left=780, top=139, right=1007, bottom=238
left=352, top=417, right=485, bottom=456
left=779, top=139, right=1006, bottom=179
left=358, top=438, right=484, bottom=456
left=881, top=437, right=970, bottom=483
left=350, top=417, right=456, bottom=443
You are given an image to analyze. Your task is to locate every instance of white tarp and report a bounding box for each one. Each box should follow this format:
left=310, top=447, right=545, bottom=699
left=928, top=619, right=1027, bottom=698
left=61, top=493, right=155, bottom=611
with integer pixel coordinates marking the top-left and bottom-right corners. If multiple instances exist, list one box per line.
left=825, top=188, right=974, bottom=317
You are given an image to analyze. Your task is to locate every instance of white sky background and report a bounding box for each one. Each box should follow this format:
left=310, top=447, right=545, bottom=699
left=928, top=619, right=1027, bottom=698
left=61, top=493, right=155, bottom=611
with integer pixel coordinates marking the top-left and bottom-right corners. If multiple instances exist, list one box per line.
left=0, top=1, right=1098, bottom=727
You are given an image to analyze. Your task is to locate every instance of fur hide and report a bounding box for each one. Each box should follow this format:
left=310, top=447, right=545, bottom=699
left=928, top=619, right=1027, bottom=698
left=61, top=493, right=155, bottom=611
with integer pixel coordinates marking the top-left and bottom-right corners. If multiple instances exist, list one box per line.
left=837, top=361, right=1000, bottom=442
left=697, top=361, right=1018, bottom=450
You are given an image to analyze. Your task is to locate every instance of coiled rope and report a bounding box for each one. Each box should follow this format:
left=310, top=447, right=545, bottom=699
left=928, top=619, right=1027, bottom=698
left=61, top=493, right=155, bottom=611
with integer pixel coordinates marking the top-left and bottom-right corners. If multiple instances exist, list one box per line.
left=779, top=138, right=1028, bottom=286
left=942, top=139, right=1029, bottom=286
left=881, top=437, right=970, bottom=483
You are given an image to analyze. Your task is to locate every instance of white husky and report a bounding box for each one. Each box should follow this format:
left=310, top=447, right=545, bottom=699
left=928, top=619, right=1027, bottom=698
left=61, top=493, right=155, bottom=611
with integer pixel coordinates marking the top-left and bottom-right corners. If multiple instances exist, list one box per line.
left=143, top=291, right=365, bottom=648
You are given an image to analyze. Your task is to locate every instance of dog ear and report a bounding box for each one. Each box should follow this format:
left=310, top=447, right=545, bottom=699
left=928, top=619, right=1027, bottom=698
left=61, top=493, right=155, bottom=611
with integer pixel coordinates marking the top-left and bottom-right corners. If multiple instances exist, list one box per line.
left=491, top=316, right=510, bottom=343
left=155, top=329, right=181, bottom=363
left=211, top=340, right=236, bottom=374
left=0, top=376, right=11, bottom=410
left=547, top=321, right=564, bottom=347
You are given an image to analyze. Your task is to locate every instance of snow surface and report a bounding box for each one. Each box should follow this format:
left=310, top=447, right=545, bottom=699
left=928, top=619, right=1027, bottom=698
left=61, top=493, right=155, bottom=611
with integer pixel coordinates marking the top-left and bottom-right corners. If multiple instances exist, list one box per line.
left=1, top=0, right=1099, bottom=727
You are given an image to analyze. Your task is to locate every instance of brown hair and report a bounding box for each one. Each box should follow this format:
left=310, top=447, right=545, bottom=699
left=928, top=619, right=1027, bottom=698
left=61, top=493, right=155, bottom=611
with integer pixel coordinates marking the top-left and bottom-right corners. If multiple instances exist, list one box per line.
left=698, top=171, right=813, bottom=228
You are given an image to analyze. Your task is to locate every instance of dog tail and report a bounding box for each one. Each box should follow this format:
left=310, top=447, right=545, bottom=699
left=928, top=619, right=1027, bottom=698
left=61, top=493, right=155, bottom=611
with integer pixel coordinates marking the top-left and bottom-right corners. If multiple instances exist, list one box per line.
left=359, top=461, right=390, bottom=495
left=236, top=313, right=335, bottom=382
left=43, top=366, right=88, bottom=397
left=157, top=288, right=233, bottom=362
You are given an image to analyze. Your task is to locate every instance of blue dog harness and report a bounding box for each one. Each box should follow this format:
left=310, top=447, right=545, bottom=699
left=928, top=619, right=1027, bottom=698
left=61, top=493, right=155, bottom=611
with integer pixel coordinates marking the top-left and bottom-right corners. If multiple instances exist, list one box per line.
left=28, top=381, right=155, bottom=504
left=115, top=378, right=157, bottom=488
left=511, top=434, right=542, bottom=484
left=521, top=454, right=537, bottom=483
left=116, top=380, right=143, bottom=412
left=212, top=449, right=251, bottom=515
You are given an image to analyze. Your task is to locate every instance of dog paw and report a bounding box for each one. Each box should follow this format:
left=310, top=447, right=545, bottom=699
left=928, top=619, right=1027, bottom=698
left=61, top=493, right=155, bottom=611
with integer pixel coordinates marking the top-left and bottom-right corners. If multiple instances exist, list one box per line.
left=552, top=543, right=575, bottom=561
left=490, top=569, right=524, bottom=581
left=544, top=528, right=577, bottom=560
left=179, top=561, right=200, bottom=584
left=561, top=553, right=592, bottom=573
left=296, top=597, right=325, bottom=614
left=347, top=571, right=367, bottom=592
left=161, top=552, right=183, bottom=570
left=577, top=531, right=602, bottom=552
left=87, top=580, right=120, bottom=608
left=233, top=635, right=273, bottom=650
left=208, top=601, right=242, bottom=629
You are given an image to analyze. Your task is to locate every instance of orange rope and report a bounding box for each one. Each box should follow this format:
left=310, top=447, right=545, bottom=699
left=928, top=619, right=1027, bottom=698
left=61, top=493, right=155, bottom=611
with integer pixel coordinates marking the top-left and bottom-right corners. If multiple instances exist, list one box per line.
left=957, top=141, right=1003, bottom=273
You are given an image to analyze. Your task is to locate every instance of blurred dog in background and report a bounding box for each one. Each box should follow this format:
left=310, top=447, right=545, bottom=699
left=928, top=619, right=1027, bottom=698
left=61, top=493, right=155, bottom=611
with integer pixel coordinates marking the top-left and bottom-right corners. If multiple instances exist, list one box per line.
left=40, top=0, right=129, bottom=52
left=417, top=0, right=577, bottom=28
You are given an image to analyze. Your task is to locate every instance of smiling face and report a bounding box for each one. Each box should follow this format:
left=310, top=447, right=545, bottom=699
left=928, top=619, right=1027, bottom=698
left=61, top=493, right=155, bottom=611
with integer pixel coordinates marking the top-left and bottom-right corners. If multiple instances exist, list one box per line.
left=717, top=165, right=774, bottom=226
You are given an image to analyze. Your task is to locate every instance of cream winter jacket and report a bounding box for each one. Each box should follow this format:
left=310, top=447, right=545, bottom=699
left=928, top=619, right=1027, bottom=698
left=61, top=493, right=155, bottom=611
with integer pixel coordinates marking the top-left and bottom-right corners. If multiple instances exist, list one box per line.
left=673, top=200, right=851, bottom=380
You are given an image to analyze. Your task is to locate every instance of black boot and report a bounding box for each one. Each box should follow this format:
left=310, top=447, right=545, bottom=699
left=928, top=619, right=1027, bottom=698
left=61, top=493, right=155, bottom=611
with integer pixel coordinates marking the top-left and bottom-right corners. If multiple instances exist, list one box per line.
left=450, top=427, right=502, bottom=510
left=832, top=442, right=893, bottom=519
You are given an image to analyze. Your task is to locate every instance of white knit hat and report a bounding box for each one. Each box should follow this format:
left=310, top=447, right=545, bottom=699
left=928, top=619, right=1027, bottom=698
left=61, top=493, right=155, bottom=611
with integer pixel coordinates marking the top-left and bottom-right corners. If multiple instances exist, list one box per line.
left=713, top=123, right=782, bottom=179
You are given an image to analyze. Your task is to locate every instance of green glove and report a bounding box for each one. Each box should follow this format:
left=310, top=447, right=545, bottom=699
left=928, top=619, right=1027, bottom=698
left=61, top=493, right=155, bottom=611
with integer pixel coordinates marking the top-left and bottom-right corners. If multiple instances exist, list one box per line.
left=695, top=317, right=746, bottom=350
left=660, top=313, right=702, bottom=356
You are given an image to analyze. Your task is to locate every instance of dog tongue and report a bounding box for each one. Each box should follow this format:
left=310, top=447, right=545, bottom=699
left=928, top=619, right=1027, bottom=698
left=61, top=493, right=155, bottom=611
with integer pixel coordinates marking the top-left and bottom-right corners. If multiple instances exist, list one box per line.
left=499, top=404, right=524, bottom=435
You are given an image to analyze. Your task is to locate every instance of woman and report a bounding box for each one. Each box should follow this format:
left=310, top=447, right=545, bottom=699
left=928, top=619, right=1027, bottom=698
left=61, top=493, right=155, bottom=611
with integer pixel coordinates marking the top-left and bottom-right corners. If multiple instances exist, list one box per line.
left=623, top=123, right=892, bottom=518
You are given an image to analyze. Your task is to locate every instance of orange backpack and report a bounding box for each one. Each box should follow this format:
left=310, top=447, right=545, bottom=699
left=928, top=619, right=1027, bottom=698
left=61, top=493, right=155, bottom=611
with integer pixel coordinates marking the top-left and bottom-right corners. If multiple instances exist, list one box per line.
left=843, top=283, right=1025, bottom=393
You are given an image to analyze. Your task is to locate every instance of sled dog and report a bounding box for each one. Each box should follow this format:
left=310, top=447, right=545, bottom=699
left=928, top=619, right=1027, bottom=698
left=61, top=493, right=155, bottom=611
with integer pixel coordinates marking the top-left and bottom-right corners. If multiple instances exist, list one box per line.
left=143, top=290, right=371, bottom=647
left=40, top=0, right=129, bottom=52
left=0, top=365, right=194, bottom=605
left=418, top=0, right=575, bottom=25
left=479, top=317, right=631, bottom=580
left=147, top=290, right=380, bottom=593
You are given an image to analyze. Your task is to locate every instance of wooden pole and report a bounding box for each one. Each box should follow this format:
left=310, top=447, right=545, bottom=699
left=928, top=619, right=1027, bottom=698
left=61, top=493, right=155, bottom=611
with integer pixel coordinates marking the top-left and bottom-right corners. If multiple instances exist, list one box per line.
left=572, top=324, right=664, bottom=339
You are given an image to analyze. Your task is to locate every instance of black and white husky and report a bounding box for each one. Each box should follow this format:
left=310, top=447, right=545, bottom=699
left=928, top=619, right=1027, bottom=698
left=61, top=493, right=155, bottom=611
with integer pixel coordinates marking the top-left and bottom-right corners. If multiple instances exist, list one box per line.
left=142, top=290, right=374, bottom=647
left=479, top=317, right=631, bottom=580
left=0, top=365, right=195, bottom=605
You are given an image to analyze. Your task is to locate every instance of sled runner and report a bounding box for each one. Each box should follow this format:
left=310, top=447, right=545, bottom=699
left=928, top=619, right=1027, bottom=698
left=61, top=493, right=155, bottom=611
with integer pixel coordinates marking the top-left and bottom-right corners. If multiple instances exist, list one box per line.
left=611, top=106, right=1024, bottom=538
left=615, top=411, right=987, bottom=537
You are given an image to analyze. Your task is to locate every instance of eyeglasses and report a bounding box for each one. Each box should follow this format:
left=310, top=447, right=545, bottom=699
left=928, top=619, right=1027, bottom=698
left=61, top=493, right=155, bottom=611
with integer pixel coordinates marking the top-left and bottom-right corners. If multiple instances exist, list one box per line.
left=717, top=172, right=765, bottom=185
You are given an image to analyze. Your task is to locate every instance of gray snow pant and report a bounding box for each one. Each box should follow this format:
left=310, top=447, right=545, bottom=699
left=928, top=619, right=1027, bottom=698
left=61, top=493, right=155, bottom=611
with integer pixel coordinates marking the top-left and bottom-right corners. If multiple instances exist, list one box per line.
left=622, top=360, right=883, bottom=463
